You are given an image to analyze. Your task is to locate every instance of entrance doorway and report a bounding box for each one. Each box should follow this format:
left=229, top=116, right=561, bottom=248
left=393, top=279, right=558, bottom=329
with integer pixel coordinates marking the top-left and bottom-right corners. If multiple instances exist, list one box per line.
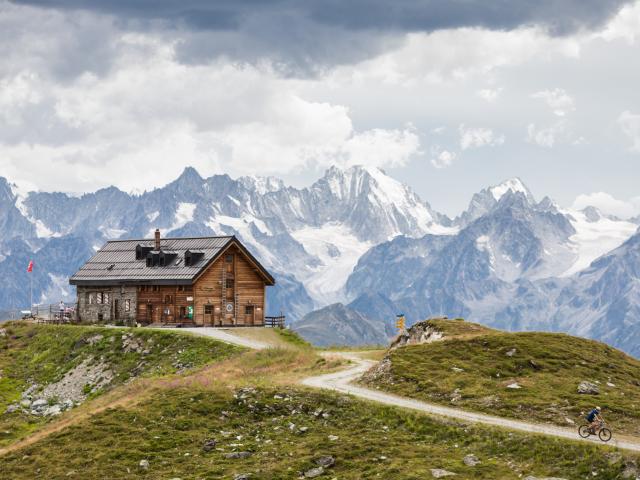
left=204, top=304, right=213, bottom=326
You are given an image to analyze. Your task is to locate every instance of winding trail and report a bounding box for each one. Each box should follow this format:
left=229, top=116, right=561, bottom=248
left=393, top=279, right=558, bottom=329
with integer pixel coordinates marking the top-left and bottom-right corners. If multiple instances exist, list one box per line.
left=187, top=328, right=640, bottom=453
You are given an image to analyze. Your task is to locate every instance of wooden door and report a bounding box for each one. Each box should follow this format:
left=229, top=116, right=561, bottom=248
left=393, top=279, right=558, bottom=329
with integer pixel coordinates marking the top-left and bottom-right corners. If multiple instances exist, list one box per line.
left=114, top=299, right=120, bottom=321
left=204, top=305, right=213, bottom=326
left=244, top=305, right=255, bottom=326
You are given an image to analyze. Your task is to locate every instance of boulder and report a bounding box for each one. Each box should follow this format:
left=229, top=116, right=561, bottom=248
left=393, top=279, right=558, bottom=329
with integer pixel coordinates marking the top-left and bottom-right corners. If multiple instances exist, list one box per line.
left=315, top=456, right=335, bottom=468
left=431, top=469, right=457, bottom=478
left=234, top=475, right=251, bottom=480
left=463, top=454, right=480, bottom=467
left=506, top=383, right=522, bottom=389
left=139, top=459, right=149, bottom=470
left=506, top=348, right=517, bottom=357
left=202, top=439, right=217, bottom=452
left=224, top=452, right=252, bottom=459
left=577, top=381, right=600, bottom=395
left=304, top=467, right=324, bottom=478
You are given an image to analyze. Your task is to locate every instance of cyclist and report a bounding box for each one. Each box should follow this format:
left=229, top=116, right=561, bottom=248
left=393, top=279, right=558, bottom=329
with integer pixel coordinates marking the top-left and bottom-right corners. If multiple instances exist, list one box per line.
left=586, top=406, right=603, bottom=433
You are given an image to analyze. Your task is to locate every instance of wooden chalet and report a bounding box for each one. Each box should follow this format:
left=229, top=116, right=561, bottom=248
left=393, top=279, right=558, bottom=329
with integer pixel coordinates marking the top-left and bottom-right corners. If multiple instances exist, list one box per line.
left=69, top=230, right=276, bottom=327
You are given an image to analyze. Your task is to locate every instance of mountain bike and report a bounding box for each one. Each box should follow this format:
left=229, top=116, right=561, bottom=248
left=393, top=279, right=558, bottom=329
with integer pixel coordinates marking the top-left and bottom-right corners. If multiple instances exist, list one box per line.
left=578, top=420, right=612, bottom=442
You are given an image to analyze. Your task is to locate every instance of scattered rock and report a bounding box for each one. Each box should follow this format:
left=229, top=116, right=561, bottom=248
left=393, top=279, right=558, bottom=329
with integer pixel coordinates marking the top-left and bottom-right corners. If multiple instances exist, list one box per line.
left=450, top=389, right=462, bottom=403
left=5, top=404, right=19, bottom=414
left=621, top=460, right=638, bottom=479
left=451, top=367, right=464, bottom=373
left=315, top=456, right=335, bottom=468
left=606, top=382, right=616, bottom=387
left=506, top=383, right=522, bottom=389
left=327, top=435, right=339, bottom=441
left=139, top=459, right=149, bottom=470
left=578, top=381, right=600, bottom=395
left=463, top=454, right=480, bottom=467
left=43, top=404, right=62, bottom=416
left=31, top=399, right=48, bottom=410
left=528, top=359, right=541, bottom=370
left=564, top=417, right=575, bottom=425
left=0, top=328, right=6, bottom=337
left=234, top=475, right=251, bottom=480
left=304, top=467, right=324, bottom=478
left=20, top=399, right=31, bottom=409
left=431, top=468, right=457, bottom=478
left=202, top=439, right=217, bottom=452
left=85, top=334, right=103, bottom=345
left=224, top=452, right=252, bottom=459
left=506, top=348, right=517, bottom=357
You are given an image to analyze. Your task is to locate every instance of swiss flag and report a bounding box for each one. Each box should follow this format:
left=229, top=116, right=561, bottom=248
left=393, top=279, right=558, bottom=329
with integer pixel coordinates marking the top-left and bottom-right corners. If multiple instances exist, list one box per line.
left=27, top=260, right=34, bottom=273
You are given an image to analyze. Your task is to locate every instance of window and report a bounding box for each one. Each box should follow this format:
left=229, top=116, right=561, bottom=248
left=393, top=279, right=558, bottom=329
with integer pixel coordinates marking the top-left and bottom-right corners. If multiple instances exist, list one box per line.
left=204, top=305, right=213, bottom=315
left=225, top=278, right=234, bottom=289
left=124, top=299, right=131, bottom=312
left=225, top=254, right=234, bottom=263
left=103, top=293, right=110, bottom=305
left=179, top=306, right=186, bottom=318
left=164, top=295, right=173, bottom=304
left=177, top=285, right=184, bottom=292
left=152, top=286, right=159, bottom=292
left=245, top=305, right=254, bottom=315
left=88, top=293, right=94, bottom=305
left=184, top=285, right=193, bottom=292
left=96, top=292, right=103, bottom=304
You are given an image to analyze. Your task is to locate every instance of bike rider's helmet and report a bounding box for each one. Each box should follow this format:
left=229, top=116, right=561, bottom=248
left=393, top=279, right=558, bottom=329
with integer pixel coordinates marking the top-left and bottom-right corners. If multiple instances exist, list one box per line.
left=595, top=406, right=601, bottom=411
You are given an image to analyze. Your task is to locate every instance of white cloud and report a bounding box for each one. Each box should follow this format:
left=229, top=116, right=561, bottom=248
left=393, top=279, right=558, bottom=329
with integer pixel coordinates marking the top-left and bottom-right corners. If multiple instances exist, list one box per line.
left=599, top=1, right=640, bottom=44
left=618, top=110, right=640, bottom=152
left=531, top=88, right=575, bottom=116
left=476, top=87, right=502, bottom=102
left=0, top=34, right=420, bottom=192
left=459, top=125, right=505, bottom=150
left=430, top=147, right=456, bottom=169
left=526, top=120, right=568, bottom=147
left=572, top=192, right=640, bottom=219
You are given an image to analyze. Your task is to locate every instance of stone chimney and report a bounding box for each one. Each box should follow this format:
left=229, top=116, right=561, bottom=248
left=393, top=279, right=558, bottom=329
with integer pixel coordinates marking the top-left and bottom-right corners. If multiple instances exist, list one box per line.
left=154, top=229, right=161, bottom=251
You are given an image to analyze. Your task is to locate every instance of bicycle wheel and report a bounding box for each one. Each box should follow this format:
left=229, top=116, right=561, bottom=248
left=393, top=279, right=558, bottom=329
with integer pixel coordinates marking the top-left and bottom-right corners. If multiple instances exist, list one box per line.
left=599, top=428, right=612, bottom=442
left=578, top=425, right=591, bottom=438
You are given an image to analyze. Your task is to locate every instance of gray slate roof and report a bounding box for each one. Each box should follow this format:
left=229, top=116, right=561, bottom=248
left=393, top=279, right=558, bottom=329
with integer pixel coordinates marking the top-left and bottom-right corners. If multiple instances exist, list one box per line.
left=69, top=236, right=274, bottom=286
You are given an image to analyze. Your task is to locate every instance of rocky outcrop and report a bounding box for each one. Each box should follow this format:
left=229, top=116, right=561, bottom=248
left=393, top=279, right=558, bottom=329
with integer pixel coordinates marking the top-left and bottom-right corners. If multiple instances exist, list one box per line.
left=577, top=381, right=599, bottom=395
left=389, top=317, right=448, bottom=350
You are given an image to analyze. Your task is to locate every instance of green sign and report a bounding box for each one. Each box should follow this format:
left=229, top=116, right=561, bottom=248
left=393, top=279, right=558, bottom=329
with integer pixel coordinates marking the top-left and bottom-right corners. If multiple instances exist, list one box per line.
left=187, top=305, right=194, bottom=319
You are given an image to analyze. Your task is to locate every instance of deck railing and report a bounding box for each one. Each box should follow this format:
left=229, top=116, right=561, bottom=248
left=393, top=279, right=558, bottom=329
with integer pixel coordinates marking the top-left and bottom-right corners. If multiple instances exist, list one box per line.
left=264, top=315, right=286, bottom=328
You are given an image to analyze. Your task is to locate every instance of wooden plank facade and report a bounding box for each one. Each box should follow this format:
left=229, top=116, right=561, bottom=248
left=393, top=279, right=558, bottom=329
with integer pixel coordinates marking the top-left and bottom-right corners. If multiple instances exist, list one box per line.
left=71, top=233, right=275, bottom=327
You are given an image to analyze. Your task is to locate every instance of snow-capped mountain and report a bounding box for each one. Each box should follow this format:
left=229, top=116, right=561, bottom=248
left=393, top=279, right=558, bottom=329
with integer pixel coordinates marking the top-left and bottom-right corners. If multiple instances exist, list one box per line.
left=340, top=180, right=640, bottom=355
left=0, top=165, right=449, bottom=317
left=2, top=167, right=639, bottom=356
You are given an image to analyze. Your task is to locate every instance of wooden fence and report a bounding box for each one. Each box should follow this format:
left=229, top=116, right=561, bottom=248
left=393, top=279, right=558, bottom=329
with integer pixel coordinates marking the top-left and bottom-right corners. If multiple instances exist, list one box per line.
left=264, top=315, right=286, bottom=328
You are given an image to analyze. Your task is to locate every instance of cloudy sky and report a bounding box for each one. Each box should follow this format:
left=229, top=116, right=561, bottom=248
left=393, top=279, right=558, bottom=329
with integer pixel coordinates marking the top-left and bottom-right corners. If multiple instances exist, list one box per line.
left=1, top=0, right=640, bottom=217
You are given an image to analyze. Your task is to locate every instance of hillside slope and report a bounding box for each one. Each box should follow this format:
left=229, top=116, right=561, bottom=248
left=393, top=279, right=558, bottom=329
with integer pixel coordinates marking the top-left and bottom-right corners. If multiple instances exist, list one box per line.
left=362, top=318, right=640, bottom=436
left=0, top=323, right=241, bottom=446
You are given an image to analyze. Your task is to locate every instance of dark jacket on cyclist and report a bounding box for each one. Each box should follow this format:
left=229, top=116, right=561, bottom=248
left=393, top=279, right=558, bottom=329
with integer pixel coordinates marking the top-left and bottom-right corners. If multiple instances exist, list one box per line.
left=586, top=408, right=599, bottom=422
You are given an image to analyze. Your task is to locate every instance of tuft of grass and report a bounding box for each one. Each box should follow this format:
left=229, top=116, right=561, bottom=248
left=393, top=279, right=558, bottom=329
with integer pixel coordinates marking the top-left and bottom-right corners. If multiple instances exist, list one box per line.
left=273, top=328, right=312, bottom=349
left=0, top=386, right=636, bottom=479
left=363, top=322, right=640, bottom=436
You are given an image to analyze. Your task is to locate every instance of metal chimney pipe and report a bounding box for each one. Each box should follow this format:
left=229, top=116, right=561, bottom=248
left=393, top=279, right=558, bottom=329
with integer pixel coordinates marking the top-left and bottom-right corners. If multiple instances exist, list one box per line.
left=154, top=229, right=161, bottom=251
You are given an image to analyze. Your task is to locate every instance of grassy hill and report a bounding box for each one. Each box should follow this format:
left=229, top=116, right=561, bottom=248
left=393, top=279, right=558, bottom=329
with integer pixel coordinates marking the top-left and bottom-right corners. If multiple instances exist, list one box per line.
left=1, top=321, right=639, bottom=479
left=0, top=322, right=241, bottom=446
left=362, top=318, right=640, bottom=436
left=2, top=382, right=638, bottom=478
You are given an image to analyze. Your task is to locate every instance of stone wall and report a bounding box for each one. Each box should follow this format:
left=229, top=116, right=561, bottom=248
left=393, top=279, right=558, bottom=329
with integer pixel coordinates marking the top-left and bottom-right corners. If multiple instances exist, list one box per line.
left=77, top=285, right=137, bottom=325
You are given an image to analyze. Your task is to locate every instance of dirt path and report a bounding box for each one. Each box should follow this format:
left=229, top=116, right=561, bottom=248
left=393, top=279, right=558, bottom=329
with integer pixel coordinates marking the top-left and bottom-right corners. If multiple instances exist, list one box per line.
left=180, top=329, right=640, bottom=452
left=302, top=352, right=640, bottom=453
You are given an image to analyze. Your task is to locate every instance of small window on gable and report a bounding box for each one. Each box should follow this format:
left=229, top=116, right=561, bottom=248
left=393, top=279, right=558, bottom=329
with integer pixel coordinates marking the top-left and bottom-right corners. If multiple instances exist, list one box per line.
left=225, top=278, right=234, bottom=289
left=225, top=254, right=234, bottom=264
